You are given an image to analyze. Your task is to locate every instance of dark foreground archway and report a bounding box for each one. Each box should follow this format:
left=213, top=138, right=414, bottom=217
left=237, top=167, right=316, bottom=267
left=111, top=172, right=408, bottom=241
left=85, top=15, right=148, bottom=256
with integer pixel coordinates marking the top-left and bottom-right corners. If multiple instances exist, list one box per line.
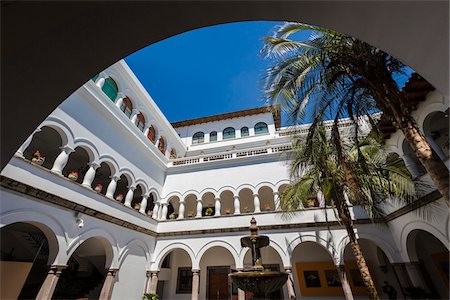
left=2, top=1, right=449, bottom=168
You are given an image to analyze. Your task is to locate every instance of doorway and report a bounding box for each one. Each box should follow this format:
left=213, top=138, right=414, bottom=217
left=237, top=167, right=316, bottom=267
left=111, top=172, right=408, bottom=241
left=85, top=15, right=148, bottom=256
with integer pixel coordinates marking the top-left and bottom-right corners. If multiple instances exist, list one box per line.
left=207, top=266, right=230, bottom=300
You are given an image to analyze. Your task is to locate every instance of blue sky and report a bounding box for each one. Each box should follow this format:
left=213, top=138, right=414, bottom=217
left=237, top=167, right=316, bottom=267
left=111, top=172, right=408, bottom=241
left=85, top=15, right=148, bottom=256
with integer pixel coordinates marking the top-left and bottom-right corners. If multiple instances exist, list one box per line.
left=125, top=21, right=283, bottom=122
left=125, top=21, right=413, bottom=125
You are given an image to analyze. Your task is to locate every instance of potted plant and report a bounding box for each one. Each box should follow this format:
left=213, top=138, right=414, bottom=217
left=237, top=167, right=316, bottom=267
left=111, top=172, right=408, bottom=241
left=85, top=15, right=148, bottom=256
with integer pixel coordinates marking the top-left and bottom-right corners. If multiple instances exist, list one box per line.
left=31, top=150, right=45, bottom=165
left=205, top=207, right=213, bottom=216
left=187, top=211, right=194, bottom=218
left=169, top=212, right=178, bottom=219
left=243, top=206, right=250, bottom=213
left=134, top=203, right=141, bottom=210
left=143, top=293, right=159, bottom=300
left=94, top=183, right=103, bottom=192
left=263, top=203, right=271, bottom=211
left=224, top=208, right=231, bottom=214
left=115, top=193, right=124, bottom=201
left=68, top=170, right=78, bottom=181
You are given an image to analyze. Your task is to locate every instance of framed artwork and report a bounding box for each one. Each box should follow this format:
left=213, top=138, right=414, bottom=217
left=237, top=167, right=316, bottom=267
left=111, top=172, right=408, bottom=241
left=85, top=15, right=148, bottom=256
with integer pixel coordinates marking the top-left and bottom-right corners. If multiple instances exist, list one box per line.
left=324, top=269, right=341, bottom=287
left=304, top=270, right=321, bottom=288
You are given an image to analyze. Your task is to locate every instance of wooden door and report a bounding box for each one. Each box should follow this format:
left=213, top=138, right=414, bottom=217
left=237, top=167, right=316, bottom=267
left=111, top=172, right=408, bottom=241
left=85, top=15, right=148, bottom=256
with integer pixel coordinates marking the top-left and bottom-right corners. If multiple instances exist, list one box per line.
left=208, top=267, right=229, bottom=300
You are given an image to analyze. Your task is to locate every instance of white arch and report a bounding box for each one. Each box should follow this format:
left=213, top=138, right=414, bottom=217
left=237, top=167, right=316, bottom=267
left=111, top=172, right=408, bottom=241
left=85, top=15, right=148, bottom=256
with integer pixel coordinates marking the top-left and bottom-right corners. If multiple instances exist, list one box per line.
left=199, top=188, right=219, bottom=199
left=416, top=103, right=448, bottom=132
left=152, top=242, right=195, bottom=270
left=117, top=167, right=136, bottom=186
left=147, top=188, right=160, bottom=200
left=72, top=138, right=100, bottom=163
left=218, top=186, right=237, bottom=196
left=98, top=154, right=120, bottom=175
left=274, top=180, right=291, bottom=192
left=288, top=234, right=339, bottom=265
left=196, top=240, right=240, bottom=269
left=66, top=227, right=119, bottom=268
left=182, top=190, right=201, bottom=200
left=102, top=70, right=124, bottom=95
left=134, top=179, right=149, bottom=195
left=255, top=182, right=276, bottom=194
left=40, top=117, right=75, bottom=147
left=236, top=184, right=256, bottom=194
left=0, top=209, right=67, bottom=265
left=118, top=238, right=150, bottom=269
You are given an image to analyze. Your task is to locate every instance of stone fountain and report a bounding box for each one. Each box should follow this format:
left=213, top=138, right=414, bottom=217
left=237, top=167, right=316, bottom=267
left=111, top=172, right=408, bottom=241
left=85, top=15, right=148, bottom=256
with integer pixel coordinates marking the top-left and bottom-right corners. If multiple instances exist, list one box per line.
left=229, top=217, right=288, bottom=299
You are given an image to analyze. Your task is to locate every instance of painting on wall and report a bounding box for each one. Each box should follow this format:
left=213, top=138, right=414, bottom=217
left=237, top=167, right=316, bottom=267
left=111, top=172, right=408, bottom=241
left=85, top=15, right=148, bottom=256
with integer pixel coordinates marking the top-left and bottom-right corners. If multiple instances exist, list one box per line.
left=303, top=270, right=321, bottom=288
left=324, top=269, right=341, bottom=287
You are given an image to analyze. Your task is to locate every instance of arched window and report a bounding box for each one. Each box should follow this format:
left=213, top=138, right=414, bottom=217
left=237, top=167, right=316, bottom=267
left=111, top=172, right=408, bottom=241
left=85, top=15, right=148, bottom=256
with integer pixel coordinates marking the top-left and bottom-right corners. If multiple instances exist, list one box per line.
left=241, top=127, right=249, bottom=137
left=158, top=137, right=166, bottom=154
left=210, top=131, right=217, bottom=142
left=254, top=122, right=268, bottom=135
left=192, top=132, right=204, bottom=144
left=91, top=74, right=99, bottom=82
left=223, top=127, right=235, bottom=140
left=135, top=113, right=145, bottom=131
left=170, top=148, right=177, bottom=159
left=120, top=97, right=133, bottom=118
left=102, top=77, right=118, bottom=101
left=147, top=125, right=156, bottom=143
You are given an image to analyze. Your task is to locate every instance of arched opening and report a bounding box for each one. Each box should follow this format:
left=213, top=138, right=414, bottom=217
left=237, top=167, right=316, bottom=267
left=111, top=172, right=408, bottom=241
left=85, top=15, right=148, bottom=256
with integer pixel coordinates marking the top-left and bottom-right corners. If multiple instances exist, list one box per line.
left=258, top=186, right=275, bottom=212
left=402, top=140, right=426, bottom=178
left=199, top=246, right=236, bottom=300
left=102, top=77, right=119, bottom=101
left=240, top=126, right=249, bottom=137
left=406, top=229, right=449, bottom=299
left=158, top=248, right=193, bottom=300
left=343, top=239, right=398, bottom=298
left=146, top=193, right=156, bottom=216
left=53, top=237, right=111, bottom=299
left=239, top=188, right=254, bottom=214
left=169, top=148, right=177, bottom=159
left=209, top=131, right=218, bottom=142
left=135, top=112, right=146, bottom=131
left=192, top=132, right=205, bottom=144
left=254, top=122, right=268, bottom=135
left=120, top=97, right=133, bottom=118
left=114, top=174, right=130, bottom=203
left=62, top=146, right=91, bottom=184
left=147, top=125, right=157, bottom=144
left=158, top=136, right=166, bottom=155
left=243, top=245, right=286, bottom=299
left=91, top=162, right=113, bottom=195
left=131, top=185, right=143, bottom=210
left=184, top=194, right=197, bottom=218
left=291, top=241, right=344, bottom=298
left=423, top=111, right=449, bottom=160
left=220, top=190, right=234, bottom=215
left=23, top=126, right=64, bottom=170
left=167, top=196, right=180, bottom=220
left=223, top=127, right=235, bottom=140
left=201, top=192, right=216, bottom=217
left=0, top=222, right=56, bottom=299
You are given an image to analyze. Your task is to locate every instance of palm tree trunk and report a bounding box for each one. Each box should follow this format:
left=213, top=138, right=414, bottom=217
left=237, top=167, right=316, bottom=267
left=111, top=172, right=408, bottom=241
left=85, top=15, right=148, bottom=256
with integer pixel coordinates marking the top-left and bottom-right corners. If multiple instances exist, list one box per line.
left=381, top=90, right=449, bottom=205
left=338, top=200, right=379, bottom=300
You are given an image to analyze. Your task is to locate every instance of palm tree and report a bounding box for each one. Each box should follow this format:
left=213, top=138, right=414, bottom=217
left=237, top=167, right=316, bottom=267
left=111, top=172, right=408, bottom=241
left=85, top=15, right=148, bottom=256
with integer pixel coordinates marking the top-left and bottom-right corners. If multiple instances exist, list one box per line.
left=262, top=22, right=449, bottom=204
left=281, top=125, right=415, bottom=300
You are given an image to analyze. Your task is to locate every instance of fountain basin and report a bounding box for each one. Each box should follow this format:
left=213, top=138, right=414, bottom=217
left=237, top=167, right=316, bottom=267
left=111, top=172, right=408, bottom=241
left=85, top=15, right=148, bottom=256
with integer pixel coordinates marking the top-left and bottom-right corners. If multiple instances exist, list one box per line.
left=229, top=269, right=288, bottom=297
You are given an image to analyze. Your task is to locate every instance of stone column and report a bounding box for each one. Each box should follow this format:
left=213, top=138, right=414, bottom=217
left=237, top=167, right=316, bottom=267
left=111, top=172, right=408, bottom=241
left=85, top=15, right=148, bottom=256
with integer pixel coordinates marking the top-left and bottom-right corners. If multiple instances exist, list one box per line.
left=99, top=268, right=119, bottom=300
left=115, top=93, right=125, bottom=108
left=214, top=197, right=221, bottom=216
left=238, top=288, right=245, bottom=300
left=253, top=193, right=261, bottom=213
left=16, top=128, right=41, bottom=158
left=191, top=269, right=200, bottom=300
left=405, top=262, right=429, bottom=292
left=124, top=186, right=136, bottom=207
left=51, top=145, right=74, bottom=174
left=143, top=123, right=151, bottom=136
left=130, top=109, right=140, bottom=123
left=149, top=271, right=159, bottom=294
left=178, top=201, right=185, bottom=219
left=284, top=267, right=297, bottom=300
left=160, top=203, right=168, bottom=220
left=105, top=175, right=120, bottom=199
left=81, top=162, right=100, bottom=188
left=36, top=265, right=67, bottom=300
left=139, top=195, right=149, bottom=214
left=337, top=265, right=354, bottom=300
left=273, top=191, right=281, bottom=211
left=392, top=263, right=412, bottom=292
left=152, top=202, right=160, bottom=219
left=96, top=76, right=106, bottom=88
left=233, top=195, right=241, bottom=215
left=196, top=199, right=203, bottom=218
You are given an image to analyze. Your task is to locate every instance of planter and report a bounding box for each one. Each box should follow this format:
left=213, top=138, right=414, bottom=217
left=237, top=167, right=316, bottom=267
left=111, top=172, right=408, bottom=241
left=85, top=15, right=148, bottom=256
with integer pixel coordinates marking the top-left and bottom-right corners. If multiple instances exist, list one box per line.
left=68, top=173, right=78, bottom=181
left=134, top=203, right=141, bottom=210
left=116, top=195, right=124, bottom=201
left=31, top=156, right=45, bottom=166
left=94, top=185, right=103, bottom=192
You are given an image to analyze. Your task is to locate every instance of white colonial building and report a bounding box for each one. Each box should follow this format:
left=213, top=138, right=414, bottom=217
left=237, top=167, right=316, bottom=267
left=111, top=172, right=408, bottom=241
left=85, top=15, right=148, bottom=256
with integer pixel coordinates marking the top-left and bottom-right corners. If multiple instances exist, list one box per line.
left=1, top=60, right=448, bottom=300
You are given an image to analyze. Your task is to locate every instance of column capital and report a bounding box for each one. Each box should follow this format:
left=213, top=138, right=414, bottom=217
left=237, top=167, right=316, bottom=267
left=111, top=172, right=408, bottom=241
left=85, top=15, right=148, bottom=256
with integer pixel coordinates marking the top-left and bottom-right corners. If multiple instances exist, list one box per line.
left=107, top=268, right=119, bottom=276
left=88, top=161, right=101, bottom=169
left=49, top=264, right=68, bottom=274
left=284, top=266, right=293, bottom=272
left=117, top=92, right=126, bottom=99
left=162, top=202, right=168, bottom=207
left=273, top=191, right=280, bottom=196
left=60, top=145, right=75, bottom=153
left=253, top=193, right=259, bottom=197
left=110, top=174, right=120, bottom=181
left=214, top=197, right=221, bottom=201
left=142, top=194, right=150, bottom=199
left=191, top=269, right=200, bottom=274
left=196, top=198, right=202, bottom=203
left=233, top=195, right=240, bottom=200
left=179, top=200, right=185, bottom=204
left=127, top=185, right=137, bottom=191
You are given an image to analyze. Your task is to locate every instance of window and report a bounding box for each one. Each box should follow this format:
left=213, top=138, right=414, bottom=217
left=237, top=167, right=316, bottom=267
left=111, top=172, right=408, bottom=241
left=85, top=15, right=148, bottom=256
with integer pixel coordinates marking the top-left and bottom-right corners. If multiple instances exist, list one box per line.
left=255, top=122, right=268, bottom=135
left=91, top=74, right=99, bottom=82
left=210, top=131, right=217, bottom=142
left=192, top=132, right=204, bottom=144
left=241, top=127, right=249, bottom=137
left=135, top=113, right=145, bottom=131
left=102, top=77, right=118, bottom=101
left=147, top=125, right=156, bottom=143
left=158, top=137, right=166, bottom=154
left=120, top=97, right=133, bottom=118
left=170, top=148, right=177, bottom=159
left=223, top=127, right=235, bottom=139
left=176, top=267, right=193, bottom=293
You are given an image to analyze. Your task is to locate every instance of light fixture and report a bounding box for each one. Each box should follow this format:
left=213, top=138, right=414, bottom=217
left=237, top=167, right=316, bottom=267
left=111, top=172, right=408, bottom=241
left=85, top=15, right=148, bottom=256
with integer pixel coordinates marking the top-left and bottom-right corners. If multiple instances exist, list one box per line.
left=75, top=212, right=84, bottom=228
